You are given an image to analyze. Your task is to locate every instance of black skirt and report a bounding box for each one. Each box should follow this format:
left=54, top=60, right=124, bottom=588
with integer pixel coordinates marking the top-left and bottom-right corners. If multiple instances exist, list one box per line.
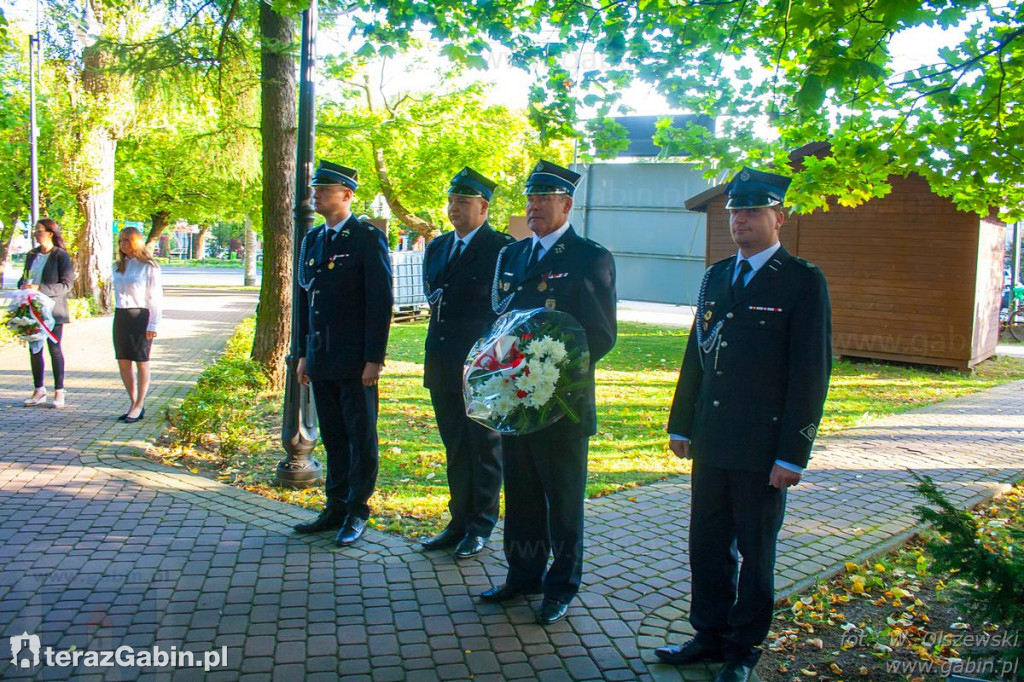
left=113, top=308, right=153, bottom=361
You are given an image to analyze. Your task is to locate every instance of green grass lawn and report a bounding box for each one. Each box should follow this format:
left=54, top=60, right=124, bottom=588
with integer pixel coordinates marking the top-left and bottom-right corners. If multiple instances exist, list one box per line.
left=152, top=319, right=1024, bottom=539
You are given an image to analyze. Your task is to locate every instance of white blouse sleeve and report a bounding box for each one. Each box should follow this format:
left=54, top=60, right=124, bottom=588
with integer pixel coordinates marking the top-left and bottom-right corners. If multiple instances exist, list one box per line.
left=146, top=264, right=164, bottom=332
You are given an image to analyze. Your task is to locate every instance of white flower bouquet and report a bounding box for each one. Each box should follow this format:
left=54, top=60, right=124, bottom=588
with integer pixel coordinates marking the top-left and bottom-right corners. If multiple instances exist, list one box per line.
left=5, top=290, right=58, bottom=353
left=463, top=308, right=590, bottom=435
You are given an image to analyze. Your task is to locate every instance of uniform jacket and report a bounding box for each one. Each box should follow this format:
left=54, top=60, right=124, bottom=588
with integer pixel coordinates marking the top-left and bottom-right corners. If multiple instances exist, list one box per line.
left=495, top=226, right=617, bottom=438
left=423, top=223, right=514, bottom=392
left=297, top=215, right=393, bottom=381
left=668, top=246, right=832, bottom=472
left=19, top=247, right=74, bottom=324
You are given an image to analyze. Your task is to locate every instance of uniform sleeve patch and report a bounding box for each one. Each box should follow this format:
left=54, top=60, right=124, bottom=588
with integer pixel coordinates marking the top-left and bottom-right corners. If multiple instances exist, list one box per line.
left=800, top=424, right=818, bottom=442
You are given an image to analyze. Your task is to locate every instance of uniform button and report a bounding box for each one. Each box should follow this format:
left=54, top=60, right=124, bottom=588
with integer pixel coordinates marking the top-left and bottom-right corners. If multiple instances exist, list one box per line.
left=772, top=417, right=779, bottom=422
left=712, top=400, right=720, bottom=407
left=440, top=336, right=446, bottom=341
left=315, top=310, right=320, bottom=315
left=720, top=341, right=728, bottom=348
left=715, top=370, right=723, bottom=376
left=760, top=320, right=766, bottom=326
left=314, top=289, right=320, bottom=295
left=517, top=286, right=523, bottom=291
left=443, top=284, right=449, bottom=289
left=317, top=268, right=322, bottom=273
left=726, top=312, right=733, bottom=319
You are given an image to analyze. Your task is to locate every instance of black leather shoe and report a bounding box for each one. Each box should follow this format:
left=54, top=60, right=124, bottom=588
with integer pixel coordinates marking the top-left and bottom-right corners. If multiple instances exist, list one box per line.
left=421, top=526, right=463, bottom=550
left=124, top=407, right=146, bottom=424
left=654, top=637, right=724, bottom=665
left=478, top=583, right=542, bottom=602
left=335, top=516, right=368, bottom=546
left=293, top=506, right=346, bottom=534
left=454, top=534, right=487, bottom=559
left=536, top=598, right=570, bottom=625
left=714, top=662, right=754, bottom=682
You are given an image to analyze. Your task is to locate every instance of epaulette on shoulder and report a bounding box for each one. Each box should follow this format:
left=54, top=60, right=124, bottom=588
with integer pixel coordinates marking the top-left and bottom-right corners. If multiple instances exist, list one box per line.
left=793, top=257, right=818, bottom=270
left=581, top=237, right=610, bottom=253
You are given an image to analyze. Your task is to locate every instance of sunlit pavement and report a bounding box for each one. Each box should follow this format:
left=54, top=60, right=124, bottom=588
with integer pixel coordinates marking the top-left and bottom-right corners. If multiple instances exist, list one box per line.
left=1, top=287, right=1022, bottom=680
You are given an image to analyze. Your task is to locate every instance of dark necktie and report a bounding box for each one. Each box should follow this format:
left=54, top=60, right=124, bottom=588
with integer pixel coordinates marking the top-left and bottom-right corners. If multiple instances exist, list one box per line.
left=732, top=259, right=752, bottom=300
left=326, top=228, right=337, bottom=247
left=449, top=239, right=465, bottom=267
left=528, top=241, right=543, bottom=269
left=443, top=239, right=464, bottom=278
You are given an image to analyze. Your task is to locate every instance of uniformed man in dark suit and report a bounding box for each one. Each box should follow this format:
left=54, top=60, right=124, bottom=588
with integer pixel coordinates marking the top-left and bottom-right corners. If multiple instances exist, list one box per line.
left=656, top=168, right=832, bottom=682
left=420, top=167, right=514, bottom=560
left=478, top=160, right=617, bottom=625
left=292, top=160, right=394, bottom=547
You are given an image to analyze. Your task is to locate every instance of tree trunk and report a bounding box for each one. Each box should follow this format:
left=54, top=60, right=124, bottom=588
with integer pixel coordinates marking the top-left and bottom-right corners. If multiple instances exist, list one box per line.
left=0, top=215, right=16, bottom=285
left=68, top=21, right=124, bottom=314
left=193, top=223, right=210, bottom=259
left=243, top=213, right=258, bottom=287
left=358, top=73, right=437, bottom=239
left=72, top=130, right=116, bottom=313
left=371, top=142, right=437, bottom=239
left=251, top=2, right=296, bottom=390
left=146, top=210, right=170, bottom=247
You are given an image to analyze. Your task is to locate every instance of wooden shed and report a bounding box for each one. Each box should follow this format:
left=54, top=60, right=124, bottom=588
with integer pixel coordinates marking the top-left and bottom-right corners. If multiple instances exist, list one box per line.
left=685, top=145, right=1006, bottom=370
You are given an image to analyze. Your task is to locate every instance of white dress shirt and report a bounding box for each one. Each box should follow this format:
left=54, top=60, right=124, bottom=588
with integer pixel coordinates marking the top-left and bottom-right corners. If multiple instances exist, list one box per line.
left=449, top=223, right=484, bottom=260
left=113, top=259, right=163, bottom=332
left=528, top=221, right=571, bottom=262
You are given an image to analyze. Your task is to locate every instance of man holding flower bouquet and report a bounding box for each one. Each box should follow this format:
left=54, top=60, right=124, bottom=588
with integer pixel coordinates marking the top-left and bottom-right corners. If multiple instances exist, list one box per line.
left=478, top=160, right=617, bottom=625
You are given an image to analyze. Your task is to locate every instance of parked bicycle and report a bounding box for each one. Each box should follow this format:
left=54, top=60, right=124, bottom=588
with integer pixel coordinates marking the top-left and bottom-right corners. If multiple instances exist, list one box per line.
left=1001, top=282, right=1024, bottom=341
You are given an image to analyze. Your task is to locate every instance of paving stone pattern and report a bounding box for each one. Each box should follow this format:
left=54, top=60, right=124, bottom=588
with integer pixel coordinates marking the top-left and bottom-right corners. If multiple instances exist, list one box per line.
left=1, top=288, right=1022, bottom=681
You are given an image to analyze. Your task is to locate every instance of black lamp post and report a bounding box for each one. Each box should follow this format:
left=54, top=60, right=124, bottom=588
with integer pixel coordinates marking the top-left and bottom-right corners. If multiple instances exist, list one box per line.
left=276, top=0, right=321, bottom=489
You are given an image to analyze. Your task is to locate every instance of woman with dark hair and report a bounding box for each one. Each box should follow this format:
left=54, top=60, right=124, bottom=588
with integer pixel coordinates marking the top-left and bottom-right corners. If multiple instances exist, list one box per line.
left=19, top=218, right=74, bottom=408
left=112, top=227, right=163, bottom=423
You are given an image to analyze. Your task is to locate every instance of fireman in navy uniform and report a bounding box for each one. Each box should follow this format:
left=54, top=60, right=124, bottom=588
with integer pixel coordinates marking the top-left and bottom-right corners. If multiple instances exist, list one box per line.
left=656, top=168, right=832, bottom=682
left=478, top=160, right=617, bottom=626
left=292, top=161, right=394, bottom=547
left=420, top=167, right=514, bottom=559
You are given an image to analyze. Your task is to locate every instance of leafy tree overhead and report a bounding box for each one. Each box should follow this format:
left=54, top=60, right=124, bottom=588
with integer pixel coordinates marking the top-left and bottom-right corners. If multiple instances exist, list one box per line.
left=115, top=86, right=260, bottom=246
left=42, top=0, right=148, bottom=312
left=354, top=0, right=1024, bottom=219
left=0, top=30, right=32, bottom=280
left=317, top=56, right=571, bottom=239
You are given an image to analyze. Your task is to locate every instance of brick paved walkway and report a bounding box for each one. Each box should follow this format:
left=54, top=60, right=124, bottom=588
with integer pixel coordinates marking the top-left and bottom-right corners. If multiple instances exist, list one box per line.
left=1, top=289, right=1023, bottom=681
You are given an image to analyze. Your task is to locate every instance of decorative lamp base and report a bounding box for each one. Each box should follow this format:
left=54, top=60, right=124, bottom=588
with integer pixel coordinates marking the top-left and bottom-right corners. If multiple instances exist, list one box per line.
left=274, top=457, right=323, bottom=489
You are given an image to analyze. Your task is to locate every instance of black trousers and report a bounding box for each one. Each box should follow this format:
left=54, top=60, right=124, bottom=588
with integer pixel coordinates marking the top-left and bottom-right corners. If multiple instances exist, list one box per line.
left=501, top=432, right=588, bottom=603
left=312, top=379, right=379, bottom=520
left=430, top=390, right=503, bottom=537
left=30, top=324, right=64, bottom=390
left=688, top=461, right=787, bottom=664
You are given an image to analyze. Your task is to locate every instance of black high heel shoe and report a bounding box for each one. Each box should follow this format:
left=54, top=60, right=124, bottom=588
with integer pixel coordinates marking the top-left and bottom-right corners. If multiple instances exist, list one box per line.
left=124, top=407, right=146, bottom=424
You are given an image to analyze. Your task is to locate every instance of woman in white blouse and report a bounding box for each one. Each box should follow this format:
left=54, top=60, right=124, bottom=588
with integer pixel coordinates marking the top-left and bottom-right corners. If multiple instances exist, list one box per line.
left=112, top=227, right=163, bottom=423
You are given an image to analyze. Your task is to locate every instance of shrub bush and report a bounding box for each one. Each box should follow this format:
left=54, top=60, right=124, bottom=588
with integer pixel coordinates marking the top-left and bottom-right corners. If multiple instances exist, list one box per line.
left=913, top=472, right=1024, bottom=663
